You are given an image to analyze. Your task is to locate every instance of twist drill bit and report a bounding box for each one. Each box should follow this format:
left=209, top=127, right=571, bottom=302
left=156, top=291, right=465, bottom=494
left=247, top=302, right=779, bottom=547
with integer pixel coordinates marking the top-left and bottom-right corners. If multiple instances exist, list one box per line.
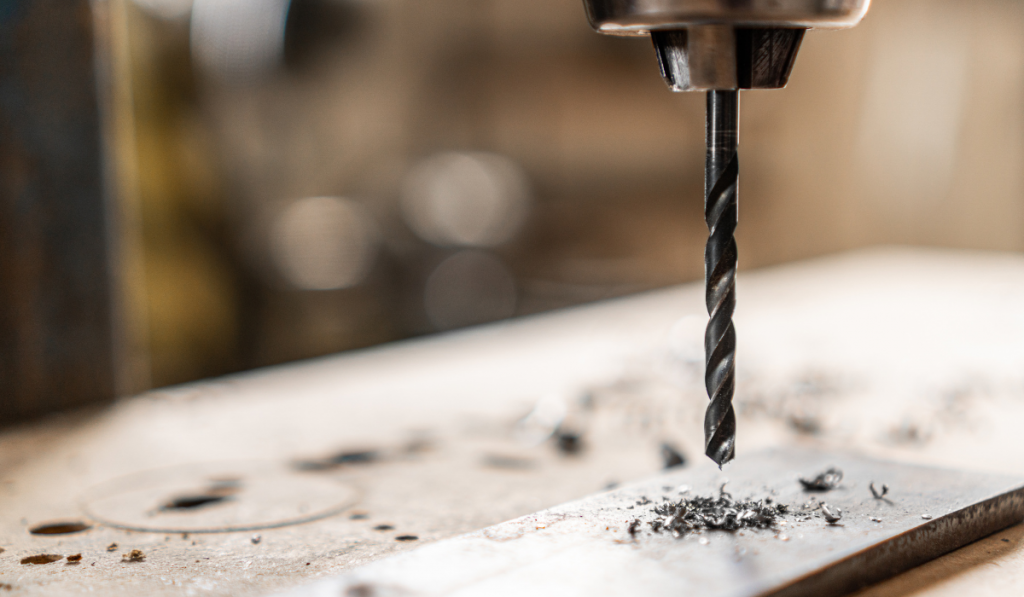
left=703, top=90, right=739, bottom=467
left=579, top=2, right=869, bottom=468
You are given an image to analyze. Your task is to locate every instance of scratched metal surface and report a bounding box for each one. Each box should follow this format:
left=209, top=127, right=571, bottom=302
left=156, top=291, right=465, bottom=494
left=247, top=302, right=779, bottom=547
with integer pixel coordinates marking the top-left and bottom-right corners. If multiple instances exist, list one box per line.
left=277, top=448, right=1024, bottom=597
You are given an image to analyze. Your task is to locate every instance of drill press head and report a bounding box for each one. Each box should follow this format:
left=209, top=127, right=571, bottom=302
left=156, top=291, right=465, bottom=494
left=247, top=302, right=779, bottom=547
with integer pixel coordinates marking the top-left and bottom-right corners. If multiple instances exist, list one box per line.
left=581, top=0, right=871, bottom=91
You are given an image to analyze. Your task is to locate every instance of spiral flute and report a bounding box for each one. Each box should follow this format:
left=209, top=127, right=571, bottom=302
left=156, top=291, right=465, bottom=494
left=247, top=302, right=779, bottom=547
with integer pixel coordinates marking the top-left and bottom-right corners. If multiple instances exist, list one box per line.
left=703, top=90, right=739, bottom=467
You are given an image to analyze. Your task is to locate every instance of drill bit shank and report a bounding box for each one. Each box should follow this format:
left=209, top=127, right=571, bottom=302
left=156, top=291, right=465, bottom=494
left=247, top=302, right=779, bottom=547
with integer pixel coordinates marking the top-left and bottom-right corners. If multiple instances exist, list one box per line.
left=703, top=90, right=738, bottom=466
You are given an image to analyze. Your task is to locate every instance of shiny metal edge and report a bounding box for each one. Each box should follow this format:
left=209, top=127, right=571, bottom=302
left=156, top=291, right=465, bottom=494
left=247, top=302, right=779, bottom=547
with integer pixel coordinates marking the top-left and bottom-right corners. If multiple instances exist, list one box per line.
left=770, top=487, right=1024, bottom=597
left=583, top=0, right=870, bottom=35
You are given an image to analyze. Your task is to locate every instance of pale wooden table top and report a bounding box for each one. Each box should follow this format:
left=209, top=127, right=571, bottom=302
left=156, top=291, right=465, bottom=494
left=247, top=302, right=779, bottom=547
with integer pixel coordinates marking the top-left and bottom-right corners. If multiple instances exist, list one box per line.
left=2, top=247, right=1023, bottom=596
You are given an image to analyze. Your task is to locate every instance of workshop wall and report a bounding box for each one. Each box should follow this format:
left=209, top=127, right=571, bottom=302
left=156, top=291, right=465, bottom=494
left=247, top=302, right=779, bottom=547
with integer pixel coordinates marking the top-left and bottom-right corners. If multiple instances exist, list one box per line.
left=60, top=0, right=1024, bottom=391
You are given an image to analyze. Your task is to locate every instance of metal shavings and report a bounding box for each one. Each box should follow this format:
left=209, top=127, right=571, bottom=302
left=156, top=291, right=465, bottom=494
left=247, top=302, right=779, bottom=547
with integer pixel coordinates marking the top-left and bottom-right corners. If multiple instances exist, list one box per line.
left=66, top=554, right=82, bottom=563
left=870, top=517, right=883, bottom=523
left=921, top=514, right=932, bottom=520
left=636, top=497, right=652, bottom=506
left=646, top=492, right=788, bottom=538
left=870, top=482, right=889, bottom=499
left=106, top=543, right=118, bottom=552
left=799, top=467, right=843, bottom=491
left=251, top=534, right=262, bottom=545
left=122, top=549, right=145, bottom=562
left=821, top=503, right=842, bottom=524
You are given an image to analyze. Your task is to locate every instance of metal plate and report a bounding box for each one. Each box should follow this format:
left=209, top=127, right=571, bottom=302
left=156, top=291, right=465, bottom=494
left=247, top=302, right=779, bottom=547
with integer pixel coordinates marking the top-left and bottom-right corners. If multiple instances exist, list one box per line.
left=276, top=448, right=1024, bottom=597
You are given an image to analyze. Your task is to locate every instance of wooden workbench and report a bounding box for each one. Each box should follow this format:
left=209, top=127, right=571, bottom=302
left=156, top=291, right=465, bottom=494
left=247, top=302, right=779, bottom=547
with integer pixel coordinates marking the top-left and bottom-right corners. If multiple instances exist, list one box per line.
left=2, top=247, right=1023, bottom=596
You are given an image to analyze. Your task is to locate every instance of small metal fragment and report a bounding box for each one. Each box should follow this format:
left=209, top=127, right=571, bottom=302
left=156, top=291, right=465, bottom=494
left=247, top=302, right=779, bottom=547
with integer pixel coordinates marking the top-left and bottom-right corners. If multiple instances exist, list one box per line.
left=661, top=443, right=687, bottom=469
left=921, top=514, right=932, bottom=520
left=122, top=549, right=145, bottom=562
left=821, top=503, right=842, bottom=524
left=628, top=519, right=641, bottom=539
left=251, top=534, right=262, bottom=544
left=800, top=467, right=843, bottom=491
left=106, top=543, right=118, bottom=552
left=870, top=482, right=889, bottom=499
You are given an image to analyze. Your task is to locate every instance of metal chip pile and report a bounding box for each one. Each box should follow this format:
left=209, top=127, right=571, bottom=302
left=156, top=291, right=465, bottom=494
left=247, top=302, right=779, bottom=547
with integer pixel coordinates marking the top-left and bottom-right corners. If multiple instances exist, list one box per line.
left=637, top=491, right=789, bottom=538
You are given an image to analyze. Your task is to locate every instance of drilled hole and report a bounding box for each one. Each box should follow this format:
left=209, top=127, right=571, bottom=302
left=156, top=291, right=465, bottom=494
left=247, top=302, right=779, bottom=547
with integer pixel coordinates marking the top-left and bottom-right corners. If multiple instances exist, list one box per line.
left=160, top=494, right=232, bottom=511
left=29, top=522, right=92, bottom=535
left=21, top=554, right=62, bottom=565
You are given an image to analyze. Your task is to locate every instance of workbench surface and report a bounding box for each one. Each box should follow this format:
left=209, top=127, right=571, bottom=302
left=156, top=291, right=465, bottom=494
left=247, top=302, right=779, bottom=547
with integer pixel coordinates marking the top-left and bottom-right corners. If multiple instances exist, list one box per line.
left=2, top=247, right=1024, bottom=596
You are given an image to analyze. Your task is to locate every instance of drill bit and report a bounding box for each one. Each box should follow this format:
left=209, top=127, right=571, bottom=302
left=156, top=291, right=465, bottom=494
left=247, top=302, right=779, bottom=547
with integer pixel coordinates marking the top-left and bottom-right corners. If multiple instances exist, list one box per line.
left=703, top=90, right=739, bottom=467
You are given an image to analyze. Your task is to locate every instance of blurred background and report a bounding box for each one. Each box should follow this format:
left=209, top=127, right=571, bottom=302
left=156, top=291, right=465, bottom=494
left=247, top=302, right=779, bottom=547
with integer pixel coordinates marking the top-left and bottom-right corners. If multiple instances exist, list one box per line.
left=3, top=0, right=1024, bottom=421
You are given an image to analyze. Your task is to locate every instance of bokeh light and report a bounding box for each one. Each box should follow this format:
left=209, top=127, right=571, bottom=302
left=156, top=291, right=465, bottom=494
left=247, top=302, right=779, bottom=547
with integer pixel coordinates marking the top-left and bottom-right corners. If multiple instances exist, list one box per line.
left=191, top=0, right=290, bottom=82
left=401, top=152, right=531, bottom=248
left=270, top=196, right=378, bottom=291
